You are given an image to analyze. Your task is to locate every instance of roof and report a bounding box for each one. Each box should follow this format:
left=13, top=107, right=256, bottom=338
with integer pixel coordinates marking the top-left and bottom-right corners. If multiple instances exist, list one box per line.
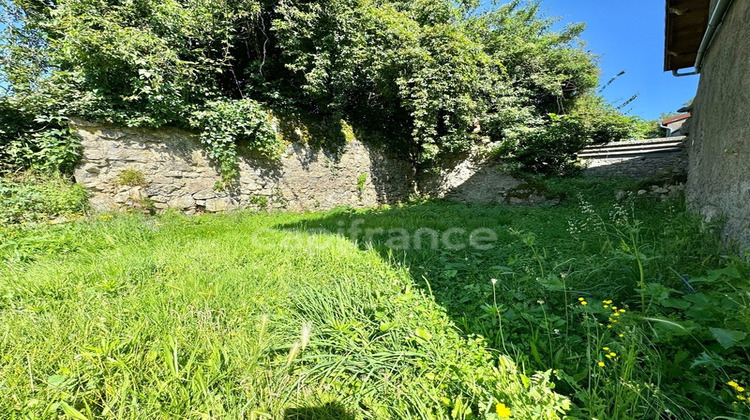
left=661, top=113, right=691, bottom=125
left=664, top=0, right=710, bottom=71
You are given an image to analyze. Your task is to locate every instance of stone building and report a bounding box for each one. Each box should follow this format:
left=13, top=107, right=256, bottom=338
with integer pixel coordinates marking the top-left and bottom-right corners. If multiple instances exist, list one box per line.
left=665, top=0, right=750, bottom=249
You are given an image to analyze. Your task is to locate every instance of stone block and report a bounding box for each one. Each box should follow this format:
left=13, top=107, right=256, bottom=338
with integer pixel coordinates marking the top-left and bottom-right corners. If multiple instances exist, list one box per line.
left=205, top=197, right=235, bottom=212
left=186, top=179, right=216, bottom=194
left=193, top=189, right=216, bottom=200
left=168, top=195, right=196, bottom=209
left=82, top=163, right=101, bottom=174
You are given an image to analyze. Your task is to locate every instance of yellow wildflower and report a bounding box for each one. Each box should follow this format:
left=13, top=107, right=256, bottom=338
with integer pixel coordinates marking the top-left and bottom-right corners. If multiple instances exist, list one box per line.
left=598, top=361, right=605, bottom=367
left=739, top=395, right=746, bottom=401
left=739, top=386, right=746, bottom=392
left=603, top=305, right=609, bottom=308
left=613, top=312, right=620, bottom=317
left=607, top=324, right=613, bottom=328
left=729, top=381, right=739, bottom=388
left=619, top=309, right=626, bottom=313
left=612, top=306, right=618, bottom=310
left=581, top=301, right=588, bottom=306
left=609, top=352, right=617, bottom=357
left=603, top=300, right=613, bottom=304
left=578, top=297, right=585, bottom=301
left=619, top=334, right=624, bottom=338
left=496, top=403, right=512, bottom=418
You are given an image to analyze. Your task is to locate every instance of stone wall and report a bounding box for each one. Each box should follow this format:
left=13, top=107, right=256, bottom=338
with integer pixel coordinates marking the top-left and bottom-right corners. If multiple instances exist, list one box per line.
left=73, top=120, right=415, bottom=213
left=686, top=0, right=750, bottom=248
left=580, top=137, right=687, bottom=180
left=72, top=120, right=554, bottom=213
left=418, top=153, right=524, bottom=205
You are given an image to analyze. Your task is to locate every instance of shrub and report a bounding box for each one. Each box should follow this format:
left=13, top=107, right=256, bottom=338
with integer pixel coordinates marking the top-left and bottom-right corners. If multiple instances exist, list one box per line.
left=506, top=114, right=589, bottom=176
left=357, top=173, right=367, bottom=195
left=247, top=194, right=269, bottom=209
left=0, top=102, right=81, bottom=175
left=0, top=173, right=88, bottom=224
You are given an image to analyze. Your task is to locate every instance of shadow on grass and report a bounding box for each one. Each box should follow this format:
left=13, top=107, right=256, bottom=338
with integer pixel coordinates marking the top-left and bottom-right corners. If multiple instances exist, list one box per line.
left=271, top=198, right=583, bottom=352
left=284, top=402, right=356, bottom=420
left=270, top=178, right=711, bottom=357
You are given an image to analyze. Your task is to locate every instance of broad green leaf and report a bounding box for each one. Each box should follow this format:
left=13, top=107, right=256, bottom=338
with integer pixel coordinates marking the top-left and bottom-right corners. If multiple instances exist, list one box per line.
left=709, top=327, right=747, bottom=349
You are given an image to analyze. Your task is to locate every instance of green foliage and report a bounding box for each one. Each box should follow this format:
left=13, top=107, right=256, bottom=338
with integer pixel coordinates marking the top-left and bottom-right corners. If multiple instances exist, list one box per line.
left=570, top=95, right=640, bottom=144
left=247, top=194, right=269, bottom=209
left=356, top=173, right=367, bottom=195
left=502, top=113, right=589, bottom=176
left=0, top=99, right=81, bottom=174
left=2, top=177, right=748, bottom=418
left=493, top=94, right=669, bottom=174
left=631, top=118, right=665, bottom=139
left=188, top=99, right=281, bottom=181
left=1, top=0, right=622, bottom=175
left=0, top=173, right=88, bottom=224
left=117, top=168, right=146, bottom=187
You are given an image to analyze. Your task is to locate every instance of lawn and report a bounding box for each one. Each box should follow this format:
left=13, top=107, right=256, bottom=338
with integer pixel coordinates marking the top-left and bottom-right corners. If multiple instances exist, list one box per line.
left=1, top=177, right=749, bottom=419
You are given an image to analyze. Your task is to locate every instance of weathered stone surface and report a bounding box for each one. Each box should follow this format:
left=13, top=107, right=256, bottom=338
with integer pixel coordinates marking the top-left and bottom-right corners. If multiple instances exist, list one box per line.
left=72, top=120, right=416, bottom=213
left=113, top=187, right=146, bottom=204
left=418, top=150, right=523, bottom=205
left=193, top=189, right=217, bottom=200
left=685, top=0, right=750, bottom=249
left=205, top=197, right=235, bottom=213
left=82, top=163, right=100, bottom=174
left=72, top=120, right=542, bottom=213
left=168, top=195, right=196, bottom=209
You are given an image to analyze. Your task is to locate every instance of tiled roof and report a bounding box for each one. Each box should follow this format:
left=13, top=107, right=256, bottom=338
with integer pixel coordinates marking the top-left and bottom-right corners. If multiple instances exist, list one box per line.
left=661, top=113, right=691, bottom=125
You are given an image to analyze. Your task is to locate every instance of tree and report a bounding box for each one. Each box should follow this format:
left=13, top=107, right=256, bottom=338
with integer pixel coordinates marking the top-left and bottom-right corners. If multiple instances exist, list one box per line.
left=0, top=0, right=629, bottom=176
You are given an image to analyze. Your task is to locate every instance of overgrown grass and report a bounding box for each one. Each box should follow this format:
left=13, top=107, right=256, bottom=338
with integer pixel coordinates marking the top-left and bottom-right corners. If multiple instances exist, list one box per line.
left=2, top=177, right=749, bottom=419
left=0, top=213, right=566, bottom=419
left=276, top=177, right=750, bottom=419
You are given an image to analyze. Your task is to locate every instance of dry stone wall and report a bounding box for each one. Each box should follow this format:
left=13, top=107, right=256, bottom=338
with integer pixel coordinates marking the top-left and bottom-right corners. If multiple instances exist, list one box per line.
left=72, top=121, right=559, bottom=213
left=418, top=154, right=532, bottom=205
left=73, top=120, right=415, bottom=213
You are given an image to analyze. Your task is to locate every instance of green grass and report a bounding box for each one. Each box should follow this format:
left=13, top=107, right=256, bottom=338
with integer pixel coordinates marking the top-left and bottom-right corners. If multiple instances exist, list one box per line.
left=0, top=212, right=565, bottom=419
left=2, top=177, right=749, bottom=419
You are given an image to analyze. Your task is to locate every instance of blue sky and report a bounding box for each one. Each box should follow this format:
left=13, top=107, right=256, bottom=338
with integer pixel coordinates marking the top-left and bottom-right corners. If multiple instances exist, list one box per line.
left=515, top=0, right=699, bottom=120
